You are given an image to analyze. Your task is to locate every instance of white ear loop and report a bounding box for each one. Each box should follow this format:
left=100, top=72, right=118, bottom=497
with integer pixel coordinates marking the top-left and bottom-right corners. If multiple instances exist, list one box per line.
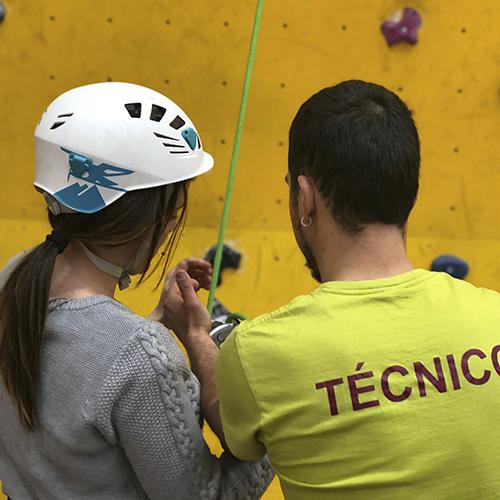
left=300, top=216, right=312, bottom=227
left=77, top=241, right=132, bottom=290
left=75, top=183, right=177, bottom=291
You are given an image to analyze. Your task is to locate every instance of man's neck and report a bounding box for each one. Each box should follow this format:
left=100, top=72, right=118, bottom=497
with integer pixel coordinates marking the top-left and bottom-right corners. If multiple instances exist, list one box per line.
left=315, top=224, right=414, bottom=283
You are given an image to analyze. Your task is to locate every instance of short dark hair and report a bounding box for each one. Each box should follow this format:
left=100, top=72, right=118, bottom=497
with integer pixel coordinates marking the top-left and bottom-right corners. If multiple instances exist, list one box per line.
left=288, top=80, right=420, bottom=233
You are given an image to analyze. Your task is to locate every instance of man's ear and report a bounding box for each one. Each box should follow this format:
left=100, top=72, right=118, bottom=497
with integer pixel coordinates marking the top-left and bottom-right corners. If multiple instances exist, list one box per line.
left=296, top=175, right=316, bottom=219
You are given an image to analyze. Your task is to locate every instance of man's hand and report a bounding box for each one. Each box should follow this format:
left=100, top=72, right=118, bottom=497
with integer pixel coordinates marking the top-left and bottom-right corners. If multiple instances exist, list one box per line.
left=151, top=259, right=212, bottom=341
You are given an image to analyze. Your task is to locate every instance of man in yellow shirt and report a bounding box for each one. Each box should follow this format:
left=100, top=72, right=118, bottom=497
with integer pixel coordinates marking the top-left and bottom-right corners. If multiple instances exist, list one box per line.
left=213, top=81, right=500, bottom=498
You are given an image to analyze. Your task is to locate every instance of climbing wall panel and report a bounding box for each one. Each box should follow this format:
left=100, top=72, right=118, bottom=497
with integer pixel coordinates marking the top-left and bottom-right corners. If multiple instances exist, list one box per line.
left=2, top=1, right=500, bottom=498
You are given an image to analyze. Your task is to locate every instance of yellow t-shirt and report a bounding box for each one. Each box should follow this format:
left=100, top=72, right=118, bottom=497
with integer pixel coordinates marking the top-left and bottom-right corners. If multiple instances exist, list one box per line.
left=216, top=269, right=500, bottom=499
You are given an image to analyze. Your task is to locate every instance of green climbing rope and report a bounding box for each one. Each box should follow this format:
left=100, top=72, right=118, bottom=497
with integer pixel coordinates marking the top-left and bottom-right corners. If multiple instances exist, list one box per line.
left=207, top=0, right=265, bottom=314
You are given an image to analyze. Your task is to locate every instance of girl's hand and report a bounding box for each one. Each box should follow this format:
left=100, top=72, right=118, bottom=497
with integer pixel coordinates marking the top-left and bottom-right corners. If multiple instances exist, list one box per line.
left=151, top=259, right=212, bottom=340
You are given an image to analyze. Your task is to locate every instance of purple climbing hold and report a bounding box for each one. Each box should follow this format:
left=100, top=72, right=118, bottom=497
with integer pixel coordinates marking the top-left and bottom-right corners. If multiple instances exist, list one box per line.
left=381, top=7, right=422, bottom=47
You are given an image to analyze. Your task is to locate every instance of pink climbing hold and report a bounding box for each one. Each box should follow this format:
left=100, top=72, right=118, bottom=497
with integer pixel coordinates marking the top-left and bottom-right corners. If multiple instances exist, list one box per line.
left=381, top=7, right=422, bottom=47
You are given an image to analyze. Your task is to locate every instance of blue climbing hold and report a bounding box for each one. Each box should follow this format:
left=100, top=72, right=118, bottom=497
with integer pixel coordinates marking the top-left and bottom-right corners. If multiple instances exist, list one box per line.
left=182, top=127, right=198, bottom=151
left=431, top=255, right=469, bottom=280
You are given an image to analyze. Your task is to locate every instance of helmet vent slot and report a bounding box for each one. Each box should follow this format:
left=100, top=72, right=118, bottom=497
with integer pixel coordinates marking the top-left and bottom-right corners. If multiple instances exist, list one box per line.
left=58, top=113, right=73, bottom=118
left=154, top=131, right=189, bottom=154
left=170, top=115, right=185, bottom=129
left=50, top=121, right=66, bottom=130
left=150, top=104, right=166, bottom=122
left=154, top=132, right=179, bottom=141
left=124, top=102, right=142, bottom=118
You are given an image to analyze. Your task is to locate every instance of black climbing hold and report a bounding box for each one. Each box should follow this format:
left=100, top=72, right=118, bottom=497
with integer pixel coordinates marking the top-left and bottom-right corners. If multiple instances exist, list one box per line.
left=204, top=244, right=241, bottom=287
left=0, top=3, right=6, bottom=23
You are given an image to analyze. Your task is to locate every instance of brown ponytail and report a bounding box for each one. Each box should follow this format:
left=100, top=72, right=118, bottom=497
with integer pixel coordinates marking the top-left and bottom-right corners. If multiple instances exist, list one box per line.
left=0, top=182, right=188, bottom=429
left=0, top=241, right=60, bottom=428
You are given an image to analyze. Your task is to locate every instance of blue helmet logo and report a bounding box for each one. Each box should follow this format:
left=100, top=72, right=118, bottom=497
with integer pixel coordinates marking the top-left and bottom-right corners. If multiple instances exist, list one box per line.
left=53, top=147, right=134, bottom=213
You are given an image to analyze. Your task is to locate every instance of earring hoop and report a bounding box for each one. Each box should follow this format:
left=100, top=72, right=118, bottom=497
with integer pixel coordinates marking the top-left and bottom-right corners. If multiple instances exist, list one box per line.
left=300, top=216, right=312, bottom=227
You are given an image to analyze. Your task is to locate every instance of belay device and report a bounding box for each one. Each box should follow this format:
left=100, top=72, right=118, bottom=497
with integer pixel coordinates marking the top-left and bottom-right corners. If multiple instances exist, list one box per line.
left=210, top=314, right=245, bottom=347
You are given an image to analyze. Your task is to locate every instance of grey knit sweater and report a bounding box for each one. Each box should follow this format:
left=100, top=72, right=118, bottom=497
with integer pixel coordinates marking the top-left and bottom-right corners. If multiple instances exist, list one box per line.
left=0, top=258, right=273, bottom=499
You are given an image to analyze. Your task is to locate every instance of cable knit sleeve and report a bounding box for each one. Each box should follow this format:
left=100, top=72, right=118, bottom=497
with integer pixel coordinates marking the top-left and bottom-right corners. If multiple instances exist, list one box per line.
left=95, top=321, right=274, bottom=500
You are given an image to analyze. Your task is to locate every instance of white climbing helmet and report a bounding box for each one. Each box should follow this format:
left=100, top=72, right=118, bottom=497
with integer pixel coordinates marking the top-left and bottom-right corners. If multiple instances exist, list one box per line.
left=34, top=82, right=214, bottom=214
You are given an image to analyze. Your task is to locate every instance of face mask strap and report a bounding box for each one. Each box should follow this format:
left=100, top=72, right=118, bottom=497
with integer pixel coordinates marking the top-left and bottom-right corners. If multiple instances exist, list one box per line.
left=77, top=242, right=132, bottom=290
left=48, top=183, right=177, bottom=290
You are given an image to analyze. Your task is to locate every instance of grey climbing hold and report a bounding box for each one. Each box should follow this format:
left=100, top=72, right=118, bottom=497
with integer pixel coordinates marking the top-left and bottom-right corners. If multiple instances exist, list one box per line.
left=0, top=3, right=6, bottom=23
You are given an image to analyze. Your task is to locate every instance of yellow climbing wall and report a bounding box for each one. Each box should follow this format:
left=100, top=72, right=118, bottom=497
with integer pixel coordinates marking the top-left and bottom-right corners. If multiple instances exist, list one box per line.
left=1, top=0, right=500, bottom=498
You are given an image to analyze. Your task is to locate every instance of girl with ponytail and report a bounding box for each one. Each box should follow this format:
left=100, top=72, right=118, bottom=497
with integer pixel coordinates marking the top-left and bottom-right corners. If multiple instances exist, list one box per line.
left=0, top=82, right=272, bottom=500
